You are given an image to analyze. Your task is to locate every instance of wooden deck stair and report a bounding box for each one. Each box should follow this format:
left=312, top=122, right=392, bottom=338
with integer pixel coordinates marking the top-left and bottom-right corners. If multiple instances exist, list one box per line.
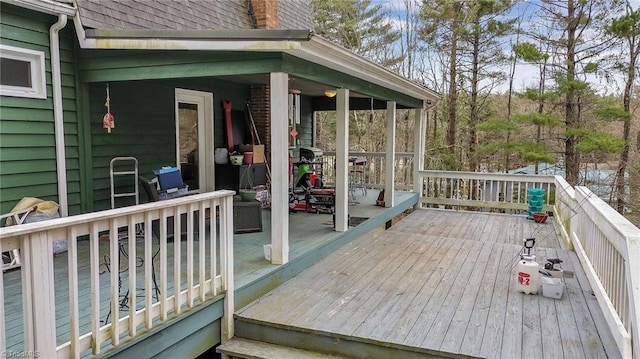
left=216, top=337, right=349, bottom=358
left=226, top=316, right=468, bottom=359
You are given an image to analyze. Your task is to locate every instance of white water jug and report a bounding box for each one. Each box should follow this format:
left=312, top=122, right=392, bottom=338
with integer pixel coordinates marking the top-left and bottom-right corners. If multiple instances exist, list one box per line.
left=517, top=254, right=539, bottom=294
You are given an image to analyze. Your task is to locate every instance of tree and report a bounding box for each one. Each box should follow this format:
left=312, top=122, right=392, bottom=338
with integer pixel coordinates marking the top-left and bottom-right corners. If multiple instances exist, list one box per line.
left=512, top=41, right=554, bottom=173
left=459, top=0, right=514, bottom=171
left=312, top=0, right=402, bottom=152
left=532, top=0, right=623, bottom=185
left=420, top=1, right=467, bottom=166
left=311, top=0, right=401, bottom=68
left=605, top=2, right=640, bottom=214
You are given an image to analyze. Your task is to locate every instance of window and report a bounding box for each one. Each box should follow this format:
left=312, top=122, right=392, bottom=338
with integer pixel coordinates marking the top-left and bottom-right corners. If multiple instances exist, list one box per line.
left=0, top=44, right=47, bottom=99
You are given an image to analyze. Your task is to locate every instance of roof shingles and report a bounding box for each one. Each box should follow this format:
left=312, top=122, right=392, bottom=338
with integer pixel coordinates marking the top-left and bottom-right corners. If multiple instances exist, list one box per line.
left=76, top=0, right=310, bottom=31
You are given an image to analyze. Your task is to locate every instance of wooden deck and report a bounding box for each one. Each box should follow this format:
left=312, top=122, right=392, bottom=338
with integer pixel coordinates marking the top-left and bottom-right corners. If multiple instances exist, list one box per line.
left=232, top=209, right=621, bottom=358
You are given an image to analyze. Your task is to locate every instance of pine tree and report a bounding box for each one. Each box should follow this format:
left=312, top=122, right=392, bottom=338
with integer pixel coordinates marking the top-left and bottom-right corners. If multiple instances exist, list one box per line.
left=311, top=0, right=401, bottom=68
left=605, top=2, right=640, bottom=216
left=533, top=0, right=624, bottom=185
left=460, top=0, right=514, bottom=171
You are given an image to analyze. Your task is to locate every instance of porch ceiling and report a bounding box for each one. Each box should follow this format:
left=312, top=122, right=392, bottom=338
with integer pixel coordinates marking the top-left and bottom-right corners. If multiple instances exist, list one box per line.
left=215, top=74, right=413, bottom=110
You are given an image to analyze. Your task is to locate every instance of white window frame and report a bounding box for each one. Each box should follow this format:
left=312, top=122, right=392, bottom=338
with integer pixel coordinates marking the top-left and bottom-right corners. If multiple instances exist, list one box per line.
left=0, top=44, right=47, bottom=99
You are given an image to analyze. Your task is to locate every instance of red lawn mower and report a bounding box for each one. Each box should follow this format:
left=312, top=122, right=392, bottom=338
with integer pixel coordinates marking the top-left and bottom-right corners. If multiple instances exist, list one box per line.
left=289, top=160, right=334, bottom=214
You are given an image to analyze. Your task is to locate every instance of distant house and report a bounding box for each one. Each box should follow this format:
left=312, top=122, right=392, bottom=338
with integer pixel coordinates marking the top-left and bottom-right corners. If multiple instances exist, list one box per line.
left=0, top=0, right=438, bottom=217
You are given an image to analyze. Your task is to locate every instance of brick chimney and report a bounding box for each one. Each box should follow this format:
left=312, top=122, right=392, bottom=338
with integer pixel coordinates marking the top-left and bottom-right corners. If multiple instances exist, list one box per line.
left=250, top=0, right=279, bottom=29
left=248, top=1, right=279, bottom=170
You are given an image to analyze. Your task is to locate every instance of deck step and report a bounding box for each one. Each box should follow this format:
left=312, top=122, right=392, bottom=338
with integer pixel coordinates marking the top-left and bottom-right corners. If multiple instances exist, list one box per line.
left=216, top=337, right=347, bottom=358
left=233, top=317, right=457, bottom=358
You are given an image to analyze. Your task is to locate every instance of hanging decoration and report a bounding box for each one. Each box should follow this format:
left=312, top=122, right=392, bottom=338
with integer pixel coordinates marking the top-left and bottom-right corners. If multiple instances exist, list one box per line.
left=103, top=84, right=115, bottom=133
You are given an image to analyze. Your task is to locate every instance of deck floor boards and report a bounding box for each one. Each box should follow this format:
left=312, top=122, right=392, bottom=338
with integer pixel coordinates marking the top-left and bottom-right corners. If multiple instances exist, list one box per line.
left=236, top=209, right=619, bottom=358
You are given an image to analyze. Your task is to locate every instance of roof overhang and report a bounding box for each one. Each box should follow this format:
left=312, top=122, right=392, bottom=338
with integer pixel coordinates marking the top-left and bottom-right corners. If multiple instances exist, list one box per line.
left=74, top=25, right=440, bottom=107
left=2, top=0, right=76, bottom=16
left=296, top=36, right=439, bottom=104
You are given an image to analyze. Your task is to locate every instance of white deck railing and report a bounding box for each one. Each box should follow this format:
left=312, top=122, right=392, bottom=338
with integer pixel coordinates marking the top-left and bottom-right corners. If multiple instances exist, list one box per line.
left=567, top=185, right=639, bottom=358
left=0, top=190, right=235, bottom=358
left=417, top=170, right=556, bottom=212
left=321, top=151, right=414, bottom=190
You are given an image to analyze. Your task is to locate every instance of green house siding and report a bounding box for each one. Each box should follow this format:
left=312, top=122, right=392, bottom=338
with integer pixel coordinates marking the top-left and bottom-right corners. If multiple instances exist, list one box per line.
left=0, top=4, right=79, bottom=215
left=78, top=51, right=284, bottom=83
left=85, top=79, right=249, bottom=211
left=297, top=96, right=314, bottom=147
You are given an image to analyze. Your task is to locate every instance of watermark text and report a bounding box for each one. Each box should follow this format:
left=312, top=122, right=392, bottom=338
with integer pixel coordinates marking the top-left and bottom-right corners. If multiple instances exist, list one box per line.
left=2, top=351, right=40, bottom=358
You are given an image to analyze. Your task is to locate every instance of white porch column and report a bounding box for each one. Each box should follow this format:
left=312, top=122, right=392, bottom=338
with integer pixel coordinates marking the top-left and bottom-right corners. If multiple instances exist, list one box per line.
left=384, top=101, right=396, bottom=208
left=335, top=89, right=350, bottom=232
left=413, top=107, right=426, bottom=200
left=270, top=72, right=289, bottom=264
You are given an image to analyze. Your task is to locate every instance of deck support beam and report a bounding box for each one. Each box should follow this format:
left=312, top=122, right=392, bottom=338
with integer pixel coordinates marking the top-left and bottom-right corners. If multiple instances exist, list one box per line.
left=384, top=101, right=396, bottom=208
left=413, top=107, right=426, bottom=202
left=270, top=72, right=289, bottom=264
left=334, top=88, right=350, bottom=232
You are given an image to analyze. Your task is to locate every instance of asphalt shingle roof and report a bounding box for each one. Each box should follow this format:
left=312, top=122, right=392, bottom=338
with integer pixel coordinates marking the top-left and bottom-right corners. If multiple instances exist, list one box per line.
left=75, top=0, right=311, bottom=30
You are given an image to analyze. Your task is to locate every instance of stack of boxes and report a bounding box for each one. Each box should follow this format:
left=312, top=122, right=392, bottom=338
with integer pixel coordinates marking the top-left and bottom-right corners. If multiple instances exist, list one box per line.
left=239, top=144, right=265, bottom=164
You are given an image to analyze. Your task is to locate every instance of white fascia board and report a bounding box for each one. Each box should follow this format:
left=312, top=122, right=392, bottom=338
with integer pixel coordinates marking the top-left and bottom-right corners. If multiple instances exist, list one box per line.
left=2, top=0, right=76, bottom=16
left=294, top=37, right=440, bottom=103
left=73, top=23, right=304, bottom=51
left=78, top=38, right=301, bottom=51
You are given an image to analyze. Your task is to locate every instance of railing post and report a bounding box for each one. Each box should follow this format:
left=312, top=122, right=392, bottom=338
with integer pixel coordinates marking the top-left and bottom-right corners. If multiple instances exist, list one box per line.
left=221, top=195, right=235, bottom=342
left=385, top=101, right=396, bottom=208
left=413, top=107, right=425, bottom=203
left=552, top=176, right=575, bottom=250
left=627, top=234, right=640, bottom=359
left=21, top=232, right=57, bottom=357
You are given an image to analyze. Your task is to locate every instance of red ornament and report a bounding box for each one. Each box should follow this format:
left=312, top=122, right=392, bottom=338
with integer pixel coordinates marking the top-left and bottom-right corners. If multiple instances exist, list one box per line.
left=103, top=84, right=115, bottom=133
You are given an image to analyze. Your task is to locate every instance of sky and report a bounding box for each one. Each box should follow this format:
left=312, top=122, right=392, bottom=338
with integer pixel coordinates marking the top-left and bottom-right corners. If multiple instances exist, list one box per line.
left=370, top=0, right=640, bottom=95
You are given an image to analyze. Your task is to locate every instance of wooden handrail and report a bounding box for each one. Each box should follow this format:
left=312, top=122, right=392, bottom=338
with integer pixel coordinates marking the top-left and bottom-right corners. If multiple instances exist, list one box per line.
left=0, top=190, right=235, bottom=357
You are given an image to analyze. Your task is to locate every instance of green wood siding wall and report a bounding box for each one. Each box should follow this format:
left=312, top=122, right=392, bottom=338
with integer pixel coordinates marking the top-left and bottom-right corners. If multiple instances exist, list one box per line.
left=86, top=79, right=249, bottom=211
left=78, top=51, right=283, bottom=83
left=297, top=96, right=314, bottom=148
left=0, top=4, right=79, bottom=215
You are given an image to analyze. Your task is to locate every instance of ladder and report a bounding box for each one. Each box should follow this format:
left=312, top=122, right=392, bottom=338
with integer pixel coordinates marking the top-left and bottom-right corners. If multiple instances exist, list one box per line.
left=110, top=157, right=139, bottom=209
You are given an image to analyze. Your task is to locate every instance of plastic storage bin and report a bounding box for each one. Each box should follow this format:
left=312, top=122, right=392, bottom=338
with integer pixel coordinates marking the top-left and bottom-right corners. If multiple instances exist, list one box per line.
left=541, top=276, right=563, bottom=299
left=154, top=167, right=184, bottom=190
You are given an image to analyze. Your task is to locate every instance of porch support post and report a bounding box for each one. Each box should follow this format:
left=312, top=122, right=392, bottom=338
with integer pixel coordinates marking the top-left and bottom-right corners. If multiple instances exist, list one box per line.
left=413, top=107, right=426, bottom=202
left=221, top=194, right=235, bottom=341
left=270, top=72, right=289, bottom=264
left=384, top=101, right=396, bottom=208
left=21, top=232, right=57, bottom=357
left=335, top=88, right=350, bottom=232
